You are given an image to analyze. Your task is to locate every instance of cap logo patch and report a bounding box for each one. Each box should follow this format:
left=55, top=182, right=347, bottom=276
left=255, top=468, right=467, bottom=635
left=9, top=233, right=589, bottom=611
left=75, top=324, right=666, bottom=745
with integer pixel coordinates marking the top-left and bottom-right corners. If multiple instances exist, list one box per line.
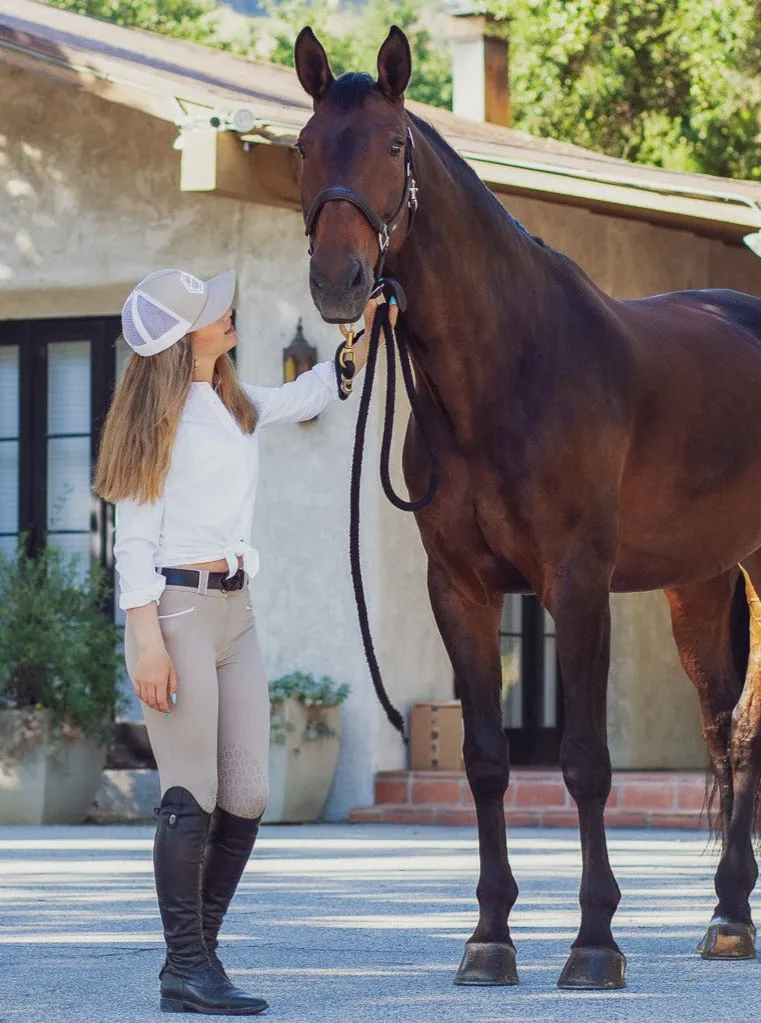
left=179, top=272, right=204, bottom=295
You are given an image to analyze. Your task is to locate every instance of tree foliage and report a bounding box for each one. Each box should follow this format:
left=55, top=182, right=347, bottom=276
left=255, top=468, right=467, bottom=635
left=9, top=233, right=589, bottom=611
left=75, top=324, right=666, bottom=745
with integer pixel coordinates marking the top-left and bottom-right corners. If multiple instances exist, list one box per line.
left=264, top=0, right=452, bottom=109
left=482, top=0, right=761, bottom=179
left=43, top=0, right=225, bottom=44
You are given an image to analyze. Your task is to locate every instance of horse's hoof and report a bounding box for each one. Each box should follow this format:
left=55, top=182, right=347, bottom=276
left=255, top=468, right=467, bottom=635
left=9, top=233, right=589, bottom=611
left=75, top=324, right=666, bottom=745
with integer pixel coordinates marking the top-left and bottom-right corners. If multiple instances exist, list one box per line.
left=557, top=946, right=627, bottom=990
left=698, top=918, right=756, bottom=959
left=453, top=942, right=518, bottom=986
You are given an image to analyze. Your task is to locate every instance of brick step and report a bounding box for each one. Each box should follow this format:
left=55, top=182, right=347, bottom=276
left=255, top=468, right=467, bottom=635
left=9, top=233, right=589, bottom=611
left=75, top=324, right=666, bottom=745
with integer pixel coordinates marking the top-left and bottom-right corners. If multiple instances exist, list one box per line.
left=348, top=803, right=708, bottom=829
left=348, top=769, right=715, bottom=829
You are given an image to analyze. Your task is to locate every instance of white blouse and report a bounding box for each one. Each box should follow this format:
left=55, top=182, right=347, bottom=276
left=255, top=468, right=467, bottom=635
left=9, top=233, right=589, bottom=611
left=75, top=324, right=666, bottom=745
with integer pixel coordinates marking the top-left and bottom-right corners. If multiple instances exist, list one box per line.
left=114, top=361, right=340, bottom=611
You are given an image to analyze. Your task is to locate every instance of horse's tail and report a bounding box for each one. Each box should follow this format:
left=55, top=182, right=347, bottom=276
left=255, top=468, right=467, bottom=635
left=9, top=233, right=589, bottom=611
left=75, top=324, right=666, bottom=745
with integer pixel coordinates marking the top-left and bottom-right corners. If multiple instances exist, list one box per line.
left=706, top=571, right=761, bottom=842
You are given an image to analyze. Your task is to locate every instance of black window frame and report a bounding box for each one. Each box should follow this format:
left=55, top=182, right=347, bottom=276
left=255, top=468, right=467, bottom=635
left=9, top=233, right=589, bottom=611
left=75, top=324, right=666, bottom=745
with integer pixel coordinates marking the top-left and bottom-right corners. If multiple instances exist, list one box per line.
left=0, top=317, right=120, bottom=604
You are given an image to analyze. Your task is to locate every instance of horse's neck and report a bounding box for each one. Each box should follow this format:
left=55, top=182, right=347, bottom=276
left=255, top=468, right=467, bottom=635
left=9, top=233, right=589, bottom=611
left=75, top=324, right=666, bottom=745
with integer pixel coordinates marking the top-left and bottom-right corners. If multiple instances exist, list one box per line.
left=390, top=128, right=558, bottom=432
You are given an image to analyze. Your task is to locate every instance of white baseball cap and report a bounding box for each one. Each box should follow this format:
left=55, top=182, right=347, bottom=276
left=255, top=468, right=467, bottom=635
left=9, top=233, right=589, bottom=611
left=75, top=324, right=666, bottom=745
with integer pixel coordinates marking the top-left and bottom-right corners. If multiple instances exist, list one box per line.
left=121, top=269, right=236, bottom=357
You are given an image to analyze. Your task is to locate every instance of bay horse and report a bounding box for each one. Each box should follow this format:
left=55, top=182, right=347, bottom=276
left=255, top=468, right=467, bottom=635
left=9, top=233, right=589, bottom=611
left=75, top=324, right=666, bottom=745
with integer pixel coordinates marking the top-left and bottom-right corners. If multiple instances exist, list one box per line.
left=294, top=25, right=761, bottom=989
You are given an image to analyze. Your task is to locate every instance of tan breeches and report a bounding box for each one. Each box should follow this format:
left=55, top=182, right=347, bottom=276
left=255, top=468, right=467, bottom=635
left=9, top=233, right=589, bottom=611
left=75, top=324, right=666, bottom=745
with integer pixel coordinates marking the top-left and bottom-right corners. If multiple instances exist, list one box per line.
left=125, top=585, right=269, bottom=819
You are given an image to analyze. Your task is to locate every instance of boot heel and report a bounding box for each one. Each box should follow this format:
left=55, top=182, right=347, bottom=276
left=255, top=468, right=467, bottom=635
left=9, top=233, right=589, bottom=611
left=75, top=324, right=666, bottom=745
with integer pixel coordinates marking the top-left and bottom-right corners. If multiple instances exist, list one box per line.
left=160, top=997, right=185, bottom=1013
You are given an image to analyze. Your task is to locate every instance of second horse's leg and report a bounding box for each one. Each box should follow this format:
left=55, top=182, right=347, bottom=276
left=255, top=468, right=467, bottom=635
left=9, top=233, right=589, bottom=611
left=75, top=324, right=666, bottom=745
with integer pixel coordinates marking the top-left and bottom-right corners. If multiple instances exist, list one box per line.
left=427, top=563, right=519, bottom=986
left=665, top=570, right=751, bottom=958
left=704, top=555, right=761, bottom=959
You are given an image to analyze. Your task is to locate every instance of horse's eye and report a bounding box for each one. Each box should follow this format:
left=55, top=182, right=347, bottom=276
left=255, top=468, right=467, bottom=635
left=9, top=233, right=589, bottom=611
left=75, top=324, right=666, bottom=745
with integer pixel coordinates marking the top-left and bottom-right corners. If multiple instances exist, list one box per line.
left=388, top=138, right=404, bottom=156
left=294, top=141, right=306, bottom=158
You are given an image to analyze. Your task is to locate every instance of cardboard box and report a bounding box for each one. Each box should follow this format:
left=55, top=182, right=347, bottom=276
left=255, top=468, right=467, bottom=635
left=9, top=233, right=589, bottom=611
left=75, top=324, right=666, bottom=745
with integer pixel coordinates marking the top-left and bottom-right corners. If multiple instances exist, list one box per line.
left=410, top=701, right=465, bottom=771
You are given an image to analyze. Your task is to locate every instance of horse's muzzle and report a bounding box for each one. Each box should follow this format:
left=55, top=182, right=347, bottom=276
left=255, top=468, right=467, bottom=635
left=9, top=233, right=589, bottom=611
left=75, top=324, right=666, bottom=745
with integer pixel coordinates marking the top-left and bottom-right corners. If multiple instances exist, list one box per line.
left=309, top=256, right=373, bottom=325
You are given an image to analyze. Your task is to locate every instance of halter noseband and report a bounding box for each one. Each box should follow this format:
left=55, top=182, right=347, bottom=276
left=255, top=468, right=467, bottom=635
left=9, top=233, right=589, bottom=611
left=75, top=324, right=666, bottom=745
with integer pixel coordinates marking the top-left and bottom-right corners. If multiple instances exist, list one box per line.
left=303, top=128, right=418, bottom=283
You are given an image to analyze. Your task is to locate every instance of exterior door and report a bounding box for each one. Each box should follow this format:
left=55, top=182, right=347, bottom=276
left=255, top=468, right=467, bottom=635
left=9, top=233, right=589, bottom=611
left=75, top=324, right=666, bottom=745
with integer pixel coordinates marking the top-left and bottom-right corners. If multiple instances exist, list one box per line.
left=500, top=594, right=563, bottom=765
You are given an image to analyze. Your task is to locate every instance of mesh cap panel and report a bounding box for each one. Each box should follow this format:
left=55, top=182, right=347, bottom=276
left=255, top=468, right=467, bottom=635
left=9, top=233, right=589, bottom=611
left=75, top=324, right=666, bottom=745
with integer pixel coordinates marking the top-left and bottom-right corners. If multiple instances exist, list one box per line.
left=121, top=299, right=147, bottom=347
left=136, top=294, right=182, bottom=341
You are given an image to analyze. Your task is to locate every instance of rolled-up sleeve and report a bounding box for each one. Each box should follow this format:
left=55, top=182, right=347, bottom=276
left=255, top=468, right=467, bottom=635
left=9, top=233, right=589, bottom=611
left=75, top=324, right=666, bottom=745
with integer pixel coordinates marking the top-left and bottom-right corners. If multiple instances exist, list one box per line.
left=114, top=498, right=167, bottom=610
left=244, top=361, right=340, bottom=428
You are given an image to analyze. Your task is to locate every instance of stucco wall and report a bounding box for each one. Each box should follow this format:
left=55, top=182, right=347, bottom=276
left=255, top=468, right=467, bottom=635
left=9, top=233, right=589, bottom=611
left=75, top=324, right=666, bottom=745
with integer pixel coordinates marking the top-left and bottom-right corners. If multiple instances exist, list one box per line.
left=4, top=62, right=761, bottom=791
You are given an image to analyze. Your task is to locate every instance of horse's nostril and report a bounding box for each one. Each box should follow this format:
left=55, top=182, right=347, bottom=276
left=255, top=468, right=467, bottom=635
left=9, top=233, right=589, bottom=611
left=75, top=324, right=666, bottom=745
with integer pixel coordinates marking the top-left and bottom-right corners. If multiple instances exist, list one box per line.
left=309, top=269, right=323, bottom=292
left=350, top=261, right=363, bottom=290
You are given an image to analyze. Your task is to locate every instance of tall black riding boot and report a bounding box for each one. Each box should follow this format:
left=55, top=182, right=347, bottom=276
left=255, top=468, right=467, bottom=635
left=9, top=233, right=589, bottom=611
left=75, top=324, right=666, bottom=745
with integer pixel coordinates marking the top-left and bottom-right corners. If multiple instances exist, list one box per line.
left=154, top=787, right=268, bottom=1016
left=202, top=808, right=261, bottom=978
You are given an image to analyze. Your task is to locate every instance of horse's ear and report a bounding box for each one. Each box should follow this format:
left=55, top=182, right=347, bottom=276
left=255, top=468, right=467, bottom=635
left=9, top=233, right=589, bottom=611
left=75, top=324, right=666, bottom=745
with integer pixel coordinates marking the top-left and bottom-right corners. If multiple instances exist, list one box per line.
left=377, top=25, right=411, bottom=102
left=294, top=26, right=334, bottom=108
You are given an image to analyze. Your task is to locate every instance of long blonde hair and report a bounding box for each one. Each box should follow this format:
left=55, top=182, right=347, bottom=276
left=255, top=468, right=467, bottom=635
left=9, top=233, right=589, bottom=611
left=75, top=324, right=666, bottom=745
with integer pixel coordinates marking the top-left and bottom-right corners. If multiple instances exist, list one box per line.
left=96, top=337, right=258, bottom=503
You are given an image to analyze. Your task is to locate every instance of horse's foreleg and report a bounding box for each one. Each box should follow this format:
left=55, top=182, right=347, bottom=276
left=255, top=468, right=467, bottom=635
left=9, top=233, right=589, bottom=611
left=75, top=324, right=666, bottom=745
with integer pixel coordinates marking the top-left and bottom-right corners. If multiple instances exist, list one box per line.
left=549, top=558, right=625, bottom=990
left=426, top=562, right=519, bottom=986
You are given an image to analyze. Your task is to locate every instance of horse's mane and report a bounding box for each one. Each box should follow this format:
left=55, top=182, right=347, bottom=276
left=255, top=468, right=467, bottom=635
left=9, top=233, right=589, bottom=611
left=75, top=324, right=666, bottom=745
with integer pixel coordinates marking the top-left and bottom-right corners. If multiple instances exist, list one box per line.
left=325, top=72, right=377, bottom=112
left=407, top=112, right=547, bottom=249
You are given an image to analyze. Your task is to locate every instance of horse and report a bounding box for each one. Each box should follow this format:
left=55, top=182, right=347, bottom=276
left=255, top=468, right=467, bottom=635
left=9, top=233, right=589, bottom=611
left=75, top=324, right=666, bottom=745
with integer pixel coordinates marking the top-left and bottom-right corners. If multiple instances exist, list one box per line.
left=293, top=25, right=761, bottom=989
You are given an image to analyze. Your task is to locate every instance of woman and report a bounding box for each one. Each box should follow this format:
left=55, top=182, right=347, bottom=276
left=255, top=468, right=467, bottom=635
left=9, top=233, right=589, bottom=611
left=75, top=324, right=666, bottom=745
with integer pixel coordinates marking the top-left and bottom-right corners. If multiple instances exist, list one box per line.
left=96, top=268, right=395, bottom=1016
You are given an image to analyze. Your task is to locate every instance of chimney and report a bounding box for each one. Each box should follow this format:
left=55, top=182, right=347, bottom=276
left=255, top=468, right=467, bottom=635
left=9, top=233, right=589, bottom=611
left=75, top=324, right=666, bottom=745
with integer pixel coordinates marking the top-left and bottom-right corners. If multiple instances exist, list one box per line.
left=451, top=11, right=510, bottom=127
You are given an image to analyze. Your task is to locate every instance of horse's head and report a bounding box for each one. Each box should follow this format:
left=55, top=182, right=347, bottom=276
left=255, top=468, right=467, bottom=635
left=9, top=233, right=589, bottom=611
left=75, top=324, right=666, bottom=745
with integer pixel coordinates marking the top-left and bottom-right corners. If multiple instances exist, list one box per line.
left=294, top=26, right=415, bottom=324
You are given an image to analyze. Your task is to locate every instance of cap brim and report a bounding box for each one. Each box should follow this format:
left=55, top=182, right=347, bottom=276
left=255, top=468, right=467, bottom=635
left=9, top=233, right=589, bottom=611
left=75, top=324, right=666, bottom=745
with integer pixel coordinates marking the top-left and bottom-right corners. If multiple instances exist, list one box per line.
left=193, top=270, right=237, bottom=331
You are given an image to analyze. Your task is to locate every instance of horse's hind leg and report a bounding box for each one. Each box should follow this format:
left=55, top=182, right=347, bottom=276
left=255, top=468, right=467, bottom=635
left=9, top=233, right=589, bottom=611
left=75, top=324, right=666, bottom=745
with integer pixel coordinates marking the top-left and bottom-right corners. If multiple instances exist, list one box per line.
left=665, top=569, right=753, bottom=958
left=665, top=569, right=746, bottom=849
left=426, top=563, right=519, bottom=986
left=704, top=554, right=761, bottom=959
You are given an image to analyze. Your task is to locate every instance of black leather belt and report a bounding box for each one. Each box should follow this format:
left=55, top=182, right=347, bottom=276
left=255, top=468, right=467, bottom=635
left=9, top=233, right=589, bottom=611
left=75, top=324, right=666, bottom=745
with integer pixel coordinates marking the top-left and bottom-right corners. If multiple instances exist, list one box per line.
left=160, top=567, right=246, bottom=593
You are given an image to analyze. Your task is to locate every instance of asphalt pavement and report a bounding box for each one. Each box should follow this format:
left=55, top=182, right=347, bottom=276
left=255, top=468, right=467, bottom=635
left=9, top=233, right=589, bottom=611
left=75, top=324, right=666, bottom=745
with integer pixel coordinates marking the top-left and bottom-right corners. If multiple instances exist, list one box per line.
left=1, top=823, right=758, bottom=1023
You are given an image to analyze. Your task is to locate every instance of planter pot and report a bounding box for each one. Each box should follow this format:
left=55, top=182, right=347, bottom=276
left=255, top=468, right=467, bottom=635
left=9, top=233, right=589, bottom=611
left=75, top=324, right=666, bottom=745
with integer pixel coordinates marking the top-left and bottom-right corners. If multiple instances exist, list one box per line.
left=0, top=709, right=107, bottom=825
left=263, top=701, right=342, bottom=824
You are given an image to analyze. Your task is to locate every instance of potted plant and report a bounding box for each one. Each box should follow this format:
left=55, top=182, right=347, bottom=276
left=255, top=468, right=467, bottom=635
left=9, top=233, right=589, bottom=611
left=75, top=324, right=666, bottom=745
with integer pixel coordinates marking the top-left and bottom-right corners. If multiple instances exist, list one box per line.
left=263, top=671, right=349, bottom=824
left=0, top=541, right=124, bottom=825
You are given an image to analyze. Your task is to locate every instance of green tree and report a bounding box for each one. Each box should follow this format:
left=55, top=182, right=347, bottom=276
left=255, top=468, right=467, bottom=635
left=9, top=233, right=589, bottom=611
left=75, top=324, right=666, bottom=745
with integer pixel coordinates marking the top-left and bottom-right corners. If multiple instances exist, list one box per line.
left=264, top=0, right=452, bottom=109
left=481, top=0, right=761, bottom=179
left=42, top=0, right=255, bottom=50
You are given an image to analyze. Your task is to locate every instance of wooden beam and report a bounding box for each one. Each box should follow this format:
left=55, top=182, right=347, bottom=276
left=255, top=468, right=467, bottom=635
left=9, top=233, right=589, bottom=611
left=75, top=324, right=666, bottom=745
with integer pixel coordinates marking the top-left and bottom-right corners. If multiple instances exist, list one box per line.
left=179, top=129, right=300, bottom=210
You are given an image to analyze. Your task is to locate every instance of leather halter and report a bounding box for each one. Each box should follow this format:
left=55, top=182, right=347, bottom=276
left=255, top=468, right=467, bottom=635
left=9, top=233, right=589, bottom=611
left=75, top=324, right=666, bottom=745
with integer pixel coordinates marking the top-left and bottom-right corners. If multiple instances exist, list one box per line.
left=303, top=127, right=419, bottom=282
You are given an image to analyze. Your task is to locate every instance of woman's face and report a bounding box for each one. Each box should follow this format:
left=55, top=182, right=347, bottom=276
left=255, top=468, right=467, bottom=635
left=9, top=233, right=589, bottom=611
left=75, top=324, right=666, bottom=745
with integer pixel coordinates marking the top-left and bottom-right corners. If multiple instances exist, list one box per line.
left=190, top=308, right=237, bottom=361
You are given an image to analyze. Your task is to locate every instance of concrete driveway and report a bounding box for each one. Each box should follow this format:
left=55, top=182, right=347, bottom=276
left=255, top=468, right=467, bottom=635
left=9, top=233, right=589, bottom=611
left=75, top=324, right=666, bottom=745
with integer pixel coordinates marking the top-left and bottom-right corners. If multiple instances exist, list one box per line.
left=0, top=823, right=758, bottom=1023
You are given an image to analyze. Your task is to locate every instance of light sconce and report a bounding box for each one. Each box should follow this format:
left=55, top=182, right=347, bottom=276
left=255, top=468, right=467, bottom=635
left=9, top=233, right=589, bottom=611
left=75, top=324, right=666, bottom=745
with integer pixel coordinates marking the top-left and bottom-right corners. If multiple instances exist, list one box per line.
left=283, top=318, right=317, bottom=383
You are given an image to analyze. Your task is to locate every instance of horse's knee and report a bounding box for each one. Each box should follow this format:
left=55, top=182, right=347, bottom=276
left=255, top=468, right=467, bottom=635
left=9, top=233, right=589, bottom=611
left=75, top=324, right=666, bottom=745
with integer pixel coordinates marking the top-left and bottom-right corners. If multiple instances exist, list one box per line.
left=464, top=726, right=509, bottom=801
left=560, top=736, right=612, bottom=803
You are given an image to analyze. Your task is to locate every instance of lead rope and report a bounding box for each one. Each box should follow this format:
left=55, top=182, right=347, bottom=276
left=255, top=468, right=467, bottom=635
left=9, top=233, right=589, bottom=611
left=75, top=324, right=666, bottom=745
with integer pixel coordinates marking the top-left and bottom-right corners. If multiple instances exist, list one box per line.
left=337, top=283, right=438, bottom=740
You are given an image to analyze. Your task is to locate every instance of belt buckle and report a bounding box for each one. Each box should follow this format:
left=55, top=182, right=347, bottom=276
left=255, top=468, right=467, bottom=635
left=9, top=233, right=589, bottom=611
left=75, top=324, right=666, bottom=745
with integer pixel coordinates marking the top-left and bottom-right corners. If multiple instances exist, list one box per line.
left=220, top=570, right=243, bottom=593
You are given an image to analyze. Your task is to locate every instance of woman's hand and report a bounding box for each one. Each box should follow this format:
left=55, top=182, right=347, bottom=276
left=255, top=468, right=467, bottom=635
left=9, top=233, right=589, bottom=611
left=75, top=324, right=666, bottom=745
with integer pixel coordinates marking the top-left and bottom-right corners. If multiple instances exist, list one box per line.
left=133, top=643, right=177, bottom=714
left=362, top=294, right=398, bottom=338
left=126, top=603, right=177, bottom=714
left=351, top=296, right=399, bottom=374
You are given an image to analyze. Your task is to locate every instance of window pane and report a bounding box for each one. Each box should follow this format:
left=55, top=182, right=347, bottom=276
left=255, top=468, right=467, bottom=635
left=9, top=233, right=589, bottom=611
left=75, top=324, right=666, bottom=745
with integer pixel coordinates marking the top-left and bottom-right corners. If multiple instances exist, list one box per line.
left=542, top=610, right=558, bottom=727
left=0, top=440, right=19, bottom=534
left=47, top=531, right=91, bottom=581
left=543, top=638, right=558, bottom=727
left=501, top=593, right=522, bottom=634
left=115, top=337, right=131, bottom=383
left=47, top=436, right=91, bottom=530
left=501, top=635, right=523, bottom=728
left=48, top=341, right=91, bottom=435
left=501, top=595, right=524, bottom=728
left=0, top=534, right=17, bottom=560
left=0, top=347, right=19, bottom=439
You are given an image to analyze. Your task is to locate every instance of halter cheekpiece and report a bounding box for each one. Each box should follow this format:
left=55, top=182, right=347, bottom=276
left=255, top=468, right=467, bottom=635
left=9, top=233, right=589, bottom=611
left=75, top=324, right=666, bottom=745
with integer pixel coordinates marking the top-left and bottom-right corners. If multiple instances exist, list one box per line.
left=303, top=128, right=418, bottom=282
